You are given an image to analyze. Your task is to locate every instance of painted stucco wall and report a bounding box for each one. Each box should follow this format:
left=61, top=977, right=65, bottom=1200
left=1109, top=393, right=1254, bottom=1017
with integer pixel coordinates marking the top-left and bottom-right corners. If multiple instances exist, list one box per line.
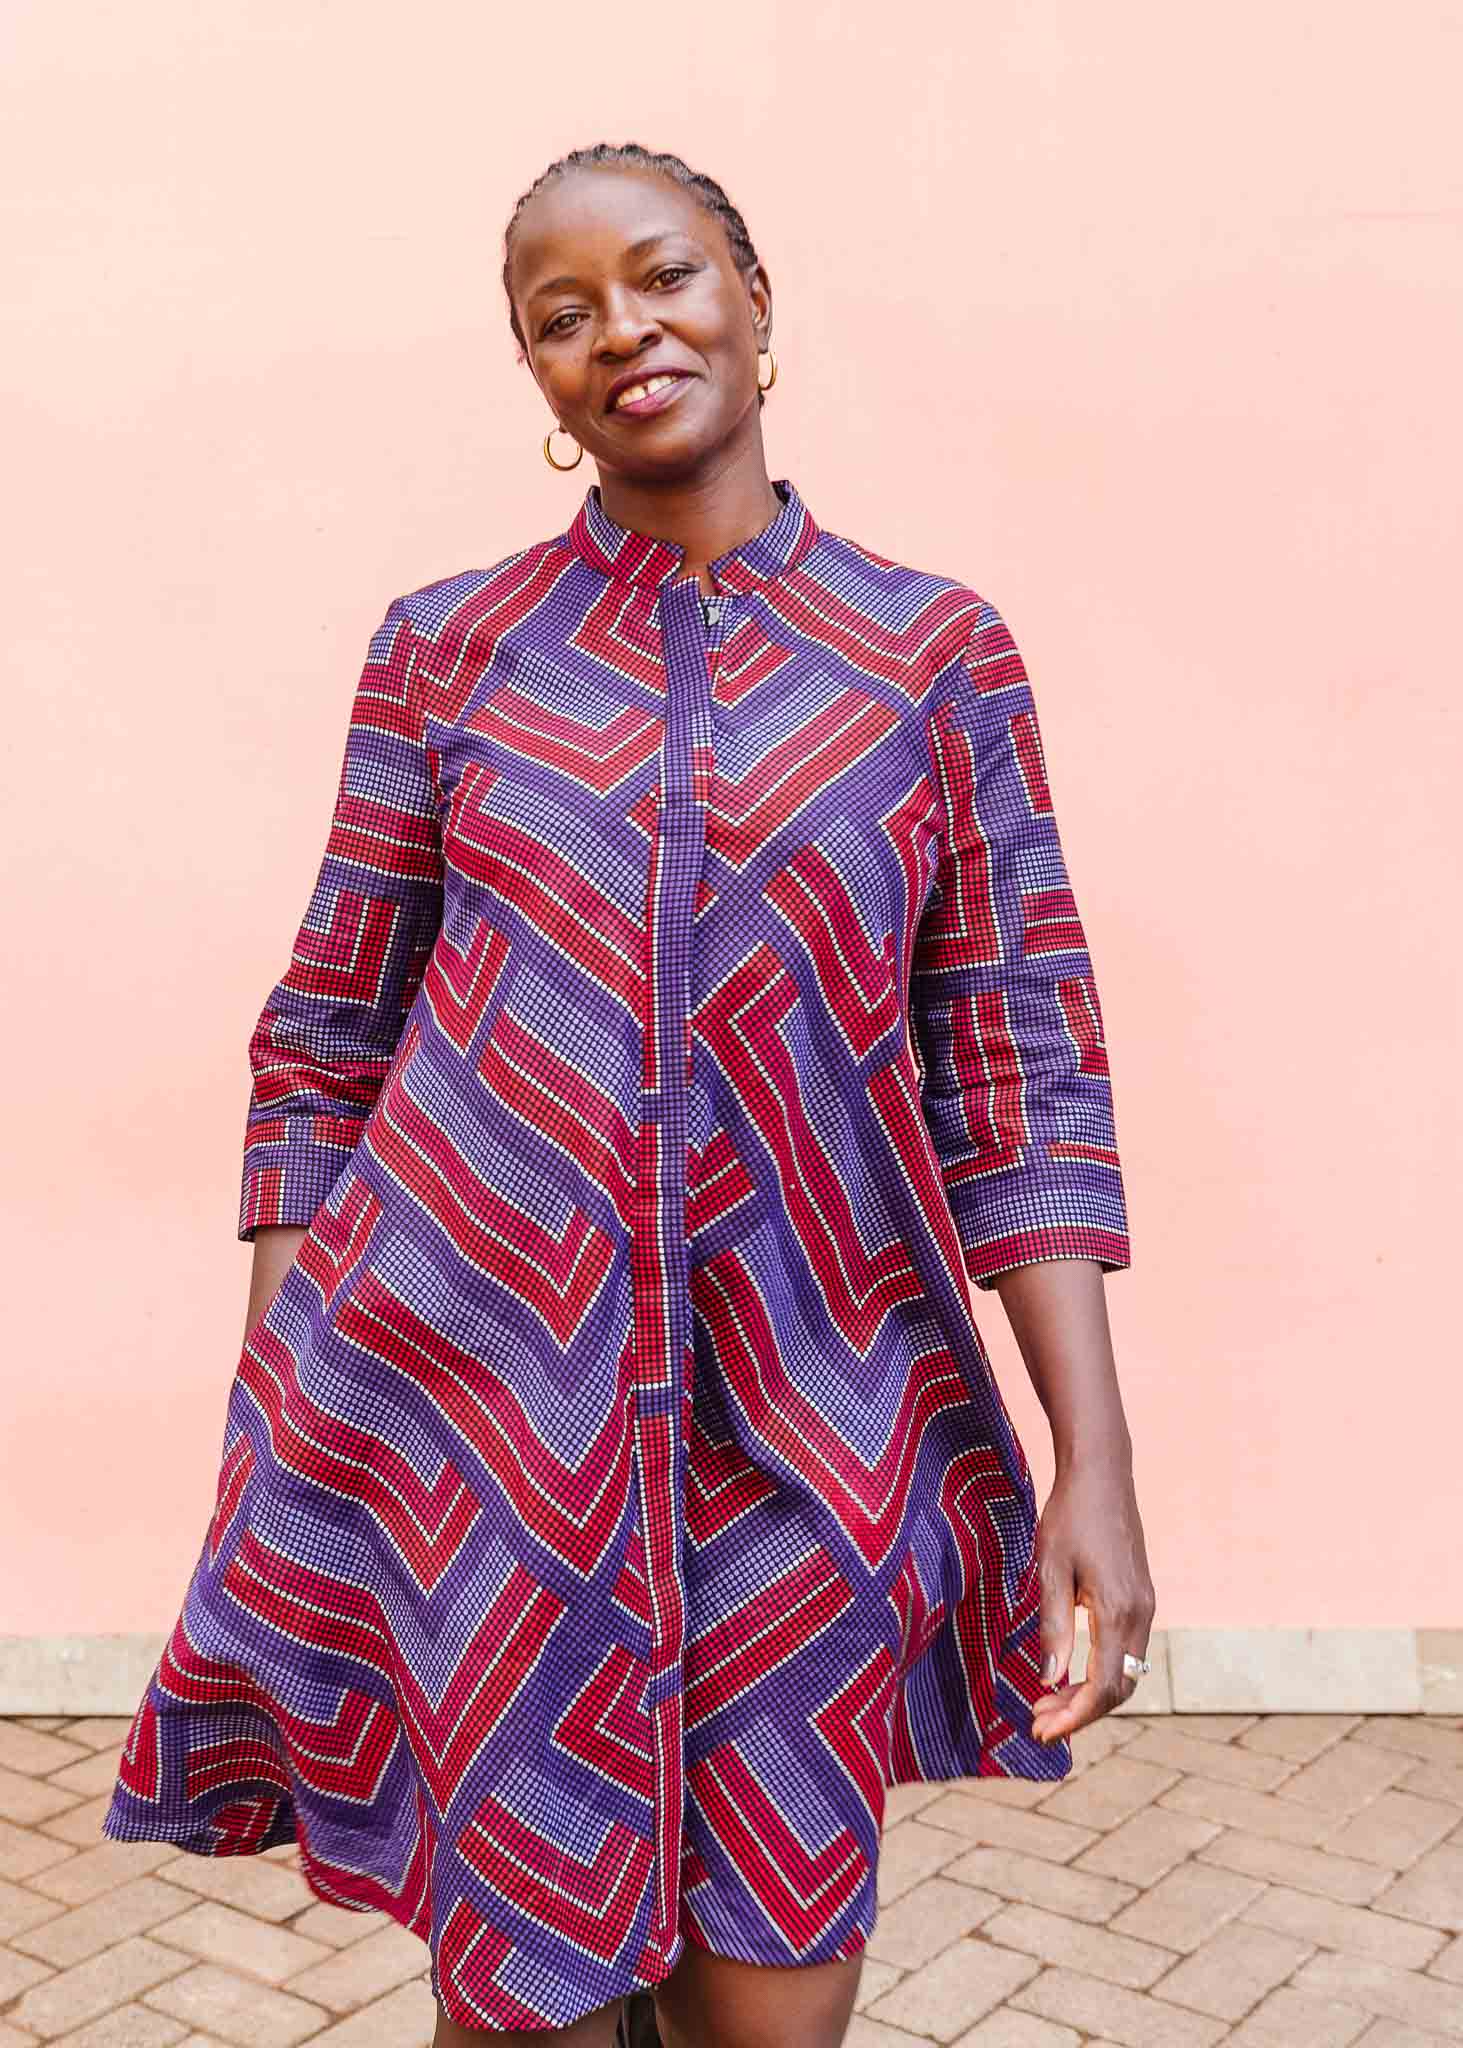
left=2, top=2, right=1457, bottom=1636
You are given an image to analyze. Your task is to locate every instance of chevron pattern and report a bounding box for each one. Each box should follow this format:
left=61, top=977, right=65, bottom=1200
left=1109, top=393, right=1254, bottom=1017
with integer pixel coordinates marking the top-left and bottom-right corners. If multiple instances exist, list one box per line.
left=102, top=477, right=1130, bottom=2030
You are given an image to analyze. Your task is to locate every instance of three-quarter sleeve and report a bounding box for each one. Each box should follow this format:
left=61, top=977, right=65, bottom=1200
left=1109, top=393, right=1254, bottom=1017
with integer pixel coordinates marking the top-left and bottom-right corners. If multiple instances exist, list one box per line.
left=238, top=595, right=443, bottom=1239
left=908, top=598, right=1131, bottom=1290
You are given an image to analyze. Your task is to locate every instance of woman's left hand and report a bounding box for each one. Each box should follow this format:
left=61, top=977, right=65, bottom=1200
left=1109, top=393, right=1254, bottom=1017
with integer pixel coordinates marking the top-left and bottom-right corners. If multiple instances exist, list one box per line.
left=1028, top=1455, right=1156, bottom=1748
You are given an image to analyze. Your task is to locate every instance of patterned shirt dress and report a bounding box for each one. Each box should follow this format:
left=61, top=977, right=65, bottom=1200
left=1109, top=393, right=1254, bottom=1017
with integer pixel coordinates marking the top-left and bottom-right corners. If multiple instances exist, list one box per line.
left=103, top=476, right=1131, bottom=2031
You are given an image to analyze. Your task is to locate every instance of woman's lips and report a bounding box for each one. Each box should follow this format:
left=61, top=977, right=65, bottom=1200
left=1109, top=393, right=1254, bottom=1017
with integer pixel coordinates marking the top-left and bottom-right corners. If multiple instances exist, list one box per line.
left=609, top=373, right=694, bottom=419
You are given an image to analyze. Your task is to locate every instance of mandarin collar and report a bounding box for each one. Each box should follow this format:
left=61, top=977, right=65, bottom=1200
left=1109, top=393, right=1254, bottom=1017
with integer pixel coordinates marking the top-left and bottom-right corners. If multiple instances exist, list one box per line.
left=565, top=476, right=821, bottom=594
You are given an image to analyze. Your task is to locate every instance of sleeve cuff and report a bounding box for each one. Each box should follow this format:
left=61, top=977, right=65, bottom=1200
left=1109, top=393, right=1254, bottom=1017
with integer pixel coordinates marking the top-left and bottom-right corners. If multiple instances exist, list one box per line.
left=238, top=1115, right=364, bottom=1239
left=941, top=1169, right=1131, bottom=1291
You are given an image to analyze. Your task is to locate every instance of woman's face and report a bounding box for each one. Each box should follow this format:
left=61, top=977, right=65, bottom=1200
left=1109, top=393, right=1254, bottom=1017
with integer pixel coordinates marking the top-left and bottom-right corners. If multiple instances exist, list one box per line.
left=509, top=167, right=772, bottom=480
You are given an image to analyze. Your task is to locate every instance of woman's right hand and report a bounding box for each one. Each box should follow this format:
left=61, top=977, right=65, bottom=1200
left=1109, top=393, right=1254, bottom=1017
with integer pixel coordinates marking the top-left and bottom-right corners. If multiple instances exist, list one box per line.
left=242, top=1224, right=309, bottom=1344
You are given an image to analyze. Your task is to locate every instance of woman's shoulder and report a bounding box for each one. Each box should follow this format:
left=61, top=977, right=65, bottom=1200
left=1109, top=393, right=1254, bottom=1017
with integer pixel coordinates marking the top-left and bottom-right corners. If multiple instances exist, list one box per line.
left=390, top=537, right=558, bottom=636
left=808, top=518, right=1007, bottom=673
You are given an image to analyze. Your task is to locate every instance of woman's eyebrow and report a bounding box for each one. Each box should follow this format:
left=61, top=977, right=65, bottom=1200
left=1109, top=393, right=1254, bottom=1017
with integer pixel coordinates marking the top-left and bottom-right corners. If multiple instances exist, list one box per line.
left=526, top=231, right=695, bottom=303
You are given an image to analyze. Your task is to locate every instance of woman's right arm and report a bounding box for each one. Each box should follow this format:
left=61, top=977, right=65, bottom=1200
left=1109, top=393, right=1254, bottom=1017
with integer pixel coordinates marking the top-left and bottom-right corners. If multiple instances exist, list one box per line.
left=237, top=592, right=444, bottom=1248
left=243, top=1225, right=309, bottom=1341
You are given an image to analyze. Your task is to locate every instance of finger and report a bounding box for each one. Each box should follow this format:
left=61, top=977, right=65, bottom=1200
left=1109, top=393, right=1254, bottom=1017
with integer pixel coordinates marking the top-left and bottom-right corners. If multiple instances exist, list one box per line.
left=1038, top=1555, right=1076, bottom=1689
left=1031, top=1672, right=1100, bottom=1744
left=1081, top=1589, right=1139, bottom=1720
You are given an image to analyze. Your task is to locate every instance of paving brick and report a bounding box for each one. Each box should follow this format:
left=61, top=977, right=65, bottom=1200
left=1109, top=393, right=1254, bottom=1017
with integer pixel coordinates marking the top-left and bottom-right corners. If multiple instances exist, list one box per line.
left=1373, top=1845, right=1463, bottom=1931
left=865, top=1937, right=1040, bottom=2040
left=0, top=1767, right=83, bottom=1827
left=143, top=1964, right=328, bottom=2048
left=1243, top=1880, right=1449, bottom=1968
left=45, top=1752, right=128, bottom=1801
left=0, top=1816, right=76, bottom=1882
left=1065, top=1719, right=1143, bottom=1771
left=1119, top=1727, right=1295, bottom=1791
left=1238, top=1715, right=1365, bottom=1763
left=152, top=1856, right=315, bottom=1924
left=882, top=1780, right=947, bottom=1824
left=277, top=1921, right=427, bottom=2011
left=943, top=1844, right=1137, bottom=1923
left=1197, top=1828, right=1393, bottom=1904
left=1037, top=1757, right=1181, bottom=1835
left=42, top=1797, right=121, bottom=1847
left=866, top=1875, right=1000, bottom=1968
left=31, top=1840, right=180, bottom=1906
left=1294, top=1949, right=1463, bottom=2035
left=1350, top=2022, right=1462, bottom=2045
left=1395, top=1758, right=1463, bottom=1810
left=1073, top=1806, right=1222, bottom=1887
left=147, top=1901, right=334, bottom=1984
left=301, top=1978, right=437, bottom=2048
left=954, top=1777, right=1054, bottom=1809
left=1353, top=1721, right=1463, bottom=1770
left=12, top=1876, right=196, bottom=1966
left=913, top=1795, right=1098, bottom=1864
left=1155, top=1715, right=1261, bottom=1746
left=284, top=1901, right=379, bottom=1951
left=11, top=1934, right=192, bottom=2039
left=1429, top=1930, right=1463, bottom=1981
left=843, top=2021, right=929, bottom=2048
left=0, top=1943, right=56, bottom=2001
left=1007, top=1964, right=1229, bottom=2044
left=875, top=1820, right=971, bottom=1904
left=55, top=1721, right=135, bottom=1754
left=1161, top=1775, right=1334, bottom=1844
left=1145, top=1917, right=1313, bottom=2021
left=0, top=1870, right=66, bottom=1941
left=1326, top=1792, right=1461, bottom=1871
left=1274, top=1739, right=1416, bottom=1815
left=1224, top=1984, right=1373, bottom=2043
left=48, top=2005, right=190, bottom=2048
left=979, top=1901, right=1175, bottom=1988
left=0, top=1727, right=92, bottom=1776
left=1108, top=1857, right=1263, bottom=1951
left=951, top=2012, right=1083, bottom=2046
left=853, top=1957, right=903, bottom=2008
left=0, top=2024, right=42, bottom=2048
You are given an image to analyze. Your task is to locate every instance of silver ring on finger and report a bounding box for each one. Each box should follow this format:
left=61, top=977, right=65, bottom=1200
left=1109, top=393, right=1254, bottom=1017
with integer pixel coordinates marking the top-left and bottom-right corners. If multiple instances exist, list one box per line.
left=1122, top=1651, right=1151, bottom=1680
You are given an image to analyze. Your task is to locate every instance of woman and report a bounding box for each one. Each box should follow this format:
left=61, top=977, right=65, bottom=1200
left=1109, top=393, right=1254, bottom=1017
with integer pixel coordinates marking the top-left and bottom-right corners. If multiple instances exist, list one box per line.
left=103, top=142, right=1154, bottom=2048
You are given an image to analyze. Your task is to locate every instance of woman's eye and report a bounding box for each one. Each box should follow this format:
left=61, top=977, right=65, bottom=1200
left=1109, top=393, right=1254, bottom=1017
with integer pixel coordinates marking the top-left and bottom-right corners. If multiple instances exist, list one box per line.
left=542, top=266, right=693, bottom=338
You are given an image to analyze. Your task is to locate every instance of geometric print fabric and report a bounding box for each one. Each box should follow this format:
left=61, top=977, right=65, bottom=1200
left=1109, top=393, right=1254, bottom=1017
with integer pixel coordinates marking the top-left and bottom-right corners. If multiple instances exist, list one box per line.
left=102, top=476, right=1131, bottom=2030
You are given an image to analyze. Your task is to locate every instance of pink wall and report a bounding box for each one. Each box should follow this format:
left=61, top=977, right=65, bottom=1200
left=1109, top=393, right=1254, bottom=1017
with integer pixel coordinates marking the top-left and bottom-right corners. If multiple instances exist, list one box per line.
left=3, top=5, right=1458, bottom=1635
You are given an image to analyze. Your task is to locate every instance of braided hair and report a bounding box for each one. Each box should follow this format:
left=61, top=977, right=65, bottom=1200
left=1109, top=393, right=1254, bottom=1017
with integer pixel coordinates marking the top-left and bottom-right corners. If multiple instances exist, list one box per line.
left=503, top=142, right=768, bottom=410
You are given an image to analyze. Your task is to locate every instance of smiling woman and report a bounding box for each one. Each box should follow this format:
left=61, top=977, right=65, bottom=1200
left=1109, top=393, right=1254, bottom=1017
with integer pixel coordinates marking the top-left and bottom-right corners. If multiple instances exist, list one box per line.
left=100, top=140, right=1151, bottom=2048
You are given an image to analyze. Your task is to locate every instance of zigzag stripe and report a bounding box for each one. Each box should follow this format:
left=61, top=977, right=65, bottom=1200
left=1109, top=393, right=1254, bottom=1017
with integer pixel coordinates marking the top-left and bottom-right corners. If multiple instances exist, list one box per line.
left=235, top=1320, right=480, bottom=1593
left=696, top=1250, right=973, bottom=1572
left=362, top=1029, right=618, bottom=1347
left=335, top=1268, right=635, bottom=1579
left=456, top=1795, right=653, bottom=1963
left=687, top=1740, right=866, bottom=1955
left=695, top=953, right=924, bottom=1352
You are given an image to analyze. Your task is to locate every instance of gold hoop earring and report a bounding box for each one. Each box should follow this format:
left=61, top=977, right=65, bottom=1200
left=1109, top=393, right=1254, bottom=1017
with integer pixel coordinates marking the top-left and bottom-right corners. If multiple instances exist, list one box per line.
left=757, top=347, right=778, bottom=393
left=543, top=424, right=583, bottom=470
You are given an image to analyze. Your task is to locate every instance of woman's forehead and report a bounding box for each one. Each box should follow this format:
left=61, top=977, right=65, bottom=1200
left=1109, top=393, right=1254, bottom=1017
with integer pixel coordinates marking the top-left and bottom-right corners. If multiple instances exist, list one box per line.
left=512, top=171, right=714, bottom=288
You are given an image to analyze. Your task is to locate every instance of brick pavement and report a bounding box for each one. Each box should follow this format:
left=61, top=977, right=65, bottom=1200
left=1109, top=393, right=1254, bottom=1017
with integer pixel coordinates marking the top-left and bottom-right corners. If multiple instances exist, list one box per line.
left=2, top=1710, right=1462, bottom=2045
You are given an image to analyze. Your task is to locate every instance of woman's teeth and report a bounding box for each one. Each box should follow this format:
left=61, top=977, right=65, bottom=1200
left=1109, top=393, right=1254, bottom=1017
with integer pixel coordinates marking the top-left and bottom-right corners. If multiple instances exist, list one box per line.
left=615, top=374, right=681, bottom=409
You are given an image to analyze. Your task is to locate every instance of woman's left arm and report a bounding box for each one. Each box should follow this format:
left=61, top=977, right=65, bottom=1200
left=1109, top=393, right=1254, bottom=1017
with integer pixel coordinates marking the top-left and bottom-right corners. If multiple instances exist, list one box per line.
left=908, top=595, right=1153, bottom=1740
left=989, top=1255, right=1154, bottom=1744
